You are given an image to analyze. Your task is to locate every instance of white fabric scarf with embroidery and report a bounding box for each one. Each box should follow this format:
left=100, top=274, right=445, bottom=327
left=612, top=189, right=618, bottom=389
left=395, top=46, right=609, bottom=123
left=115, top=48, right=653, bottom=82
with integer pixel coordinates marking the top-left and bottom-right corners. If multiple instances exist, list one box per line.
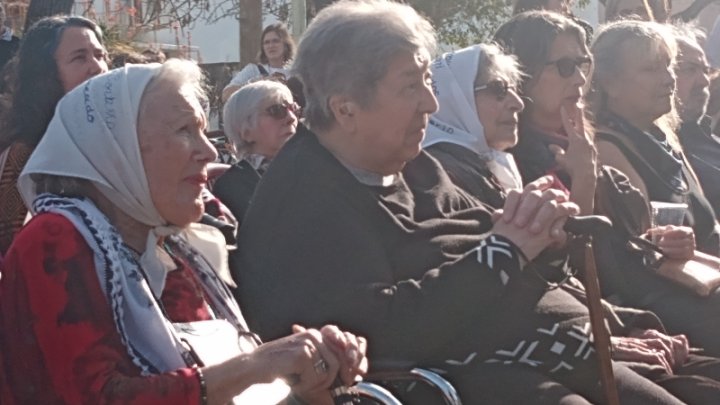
left=18, top=64, right=179, bottom=295
left=423, top=45, right=523, bottom=191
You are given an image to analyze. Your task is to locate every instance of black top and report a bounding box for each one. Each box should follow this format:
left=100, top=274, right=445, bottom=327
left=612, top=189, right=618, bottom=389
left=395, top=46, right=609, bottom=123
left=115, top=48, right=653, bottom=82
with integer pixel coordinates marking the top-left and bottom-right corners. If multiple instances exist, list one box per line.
left=234, top=125, right=654, bottom=381
left=679, top=116, right=720, bottom=218
left=0, top=35, right=19, bottom=71
left=597, top=113, right=720, bottom=255
left=425, top=142, right=507, bottom=210
left=211, top=160, right=262, bottom=225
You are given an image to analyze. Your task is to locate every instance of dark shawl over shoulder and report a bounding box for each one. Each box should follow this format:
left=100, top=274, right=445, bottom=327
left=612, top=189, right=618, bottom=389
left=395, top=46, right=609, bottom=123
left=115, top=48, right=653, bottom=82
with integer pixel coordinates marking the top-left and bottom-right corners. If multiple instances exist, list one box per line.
left=211, top=159, right=262, bottom=224
left=235, top=126, right=609, bottom=374
left=425, top=142, right=506, bottom=210
left=597, top=113, right=720, bottom=255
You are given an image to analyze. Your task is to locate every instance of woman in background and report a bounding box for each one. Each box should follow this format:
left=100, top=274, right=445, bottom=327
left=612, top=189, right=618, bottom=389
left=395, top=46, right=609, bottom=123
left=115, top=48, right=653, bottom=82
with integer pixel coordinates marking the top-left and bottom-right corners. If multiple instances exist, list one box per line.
left=213, top=80, right=299, bottom=223
left=0, top=16, right=108, bottom=255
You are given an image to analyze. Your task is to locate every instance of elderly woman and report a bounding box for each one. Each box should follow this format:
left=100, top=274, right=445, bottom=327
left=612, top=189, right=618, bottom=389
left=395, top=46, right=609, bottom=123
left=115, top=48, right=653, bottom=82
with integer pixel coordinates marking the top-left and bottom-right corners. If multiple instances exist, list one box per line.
left=588, top=19, right=720, bottom=356
left=0, top=16, right=108, bottom=256
left=222, top=23, right=295, bottom=101
left=423, top=38, right=720, bottom=404
left=234, top=0, right=720, bottom=403
left=0, top=60, right=366, bottom=404
left=212, top=80, right=298, bottom=222
left=423, top=43, right=525, bottom=208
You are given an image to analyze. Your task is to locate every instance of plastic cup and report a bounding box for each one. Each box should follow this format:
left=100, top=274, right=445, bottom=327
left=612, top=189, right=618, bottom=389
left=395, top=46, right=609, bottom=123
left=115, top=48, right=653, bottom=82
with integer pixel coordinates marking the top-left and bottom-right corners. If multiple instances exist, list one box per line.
left=650, top=201, right=688, bottom=227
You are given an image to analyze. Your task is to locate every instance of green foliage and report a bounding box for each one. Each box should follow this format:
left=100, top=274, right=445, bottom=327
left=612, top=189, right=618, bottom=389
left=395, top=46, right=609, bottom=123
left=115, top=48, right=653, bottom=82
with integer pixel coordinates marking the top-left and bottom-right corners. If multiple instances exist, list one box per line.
left=416, top=0, right=513, bottom=48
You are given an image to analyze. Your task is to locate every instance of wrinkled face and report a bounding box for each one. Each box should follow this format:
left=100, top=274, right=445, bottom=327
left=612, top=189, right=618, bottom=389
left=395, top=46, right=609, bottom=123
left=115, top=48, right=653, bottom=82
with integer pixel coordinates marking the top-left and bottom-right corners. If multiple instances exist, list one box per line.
left=55, top=26, right=108, bottom=93
left=350, top=50, right=439, bottom=174
left=605, top=39, right=675, bottom=128
left=526, top=33, right=590, bottom=132
left=262, top=31, right=285, bottom=64
left=475, top=77, right=525, bottom=151
left=243, top=94, right=298, bottom=159
left=138, top=81, right=218, bottom=227
left=675, top=42, right=710, bottom=123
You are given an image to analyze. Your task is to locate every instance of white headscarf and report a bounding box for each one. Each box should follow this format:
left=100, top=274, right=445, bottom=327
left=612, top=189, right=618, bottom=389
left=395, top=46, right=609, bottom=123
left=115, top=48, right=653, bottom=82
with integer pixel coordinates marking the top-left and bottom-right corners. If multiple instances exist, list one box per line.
left=18, top=64, right=249, bottom=374
left=18, top=63, right=178, bottom=295
left=423, top=45, right=523, bottom=191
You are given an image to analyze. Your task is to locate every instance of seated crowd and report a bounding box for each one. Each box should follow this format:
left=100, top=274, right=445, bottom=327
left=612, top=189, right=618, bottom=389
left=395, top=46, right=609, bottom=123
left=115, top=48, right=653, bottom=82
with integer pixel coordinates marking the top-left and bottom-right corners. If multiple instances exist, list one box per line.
left=2, top=0, right=720, bottom=404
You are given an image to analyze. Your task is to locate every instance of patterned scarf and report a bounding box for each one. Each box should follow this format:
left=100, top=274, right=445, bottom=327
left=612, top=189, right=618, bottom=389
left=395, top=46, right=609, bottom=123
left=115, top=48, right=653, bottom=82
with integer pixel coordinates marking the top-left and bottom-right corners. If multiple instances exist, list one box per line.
left=33, top=194, right=251, bottom=374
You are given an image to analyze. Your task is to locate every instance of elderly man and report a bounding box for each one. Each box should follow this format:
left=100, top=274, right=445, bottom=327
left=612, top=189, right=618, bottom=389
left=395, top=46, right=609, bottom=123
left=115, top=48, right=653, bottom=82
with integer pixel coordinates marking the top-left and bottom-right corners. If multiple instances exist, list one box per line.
left=674, top=25, right=720, bottom=217
left=0, top=4, right=19, bottom=70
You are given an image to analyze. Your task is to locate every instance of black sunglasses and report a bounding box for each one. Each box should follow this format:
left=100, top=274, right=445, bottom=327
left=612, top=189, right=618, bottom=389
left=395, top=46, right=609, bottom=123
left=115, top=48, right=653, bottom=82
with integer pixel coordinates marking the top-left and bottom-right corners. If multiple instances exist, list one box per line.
left=545, top=56, right=592, bottom=78
left=265, top=102, right=300, bottom=120
left=473, top=80, right=514, bottom=100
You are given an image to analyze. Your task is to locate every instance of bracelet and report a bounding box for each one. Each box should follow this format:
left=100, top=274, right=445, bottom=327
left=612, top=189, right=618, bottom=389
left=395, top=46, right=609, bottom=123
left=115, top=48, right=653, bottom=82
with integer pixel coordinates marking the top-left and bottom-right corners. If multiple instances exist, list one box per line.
left=195, top=367, right=208, bottom=405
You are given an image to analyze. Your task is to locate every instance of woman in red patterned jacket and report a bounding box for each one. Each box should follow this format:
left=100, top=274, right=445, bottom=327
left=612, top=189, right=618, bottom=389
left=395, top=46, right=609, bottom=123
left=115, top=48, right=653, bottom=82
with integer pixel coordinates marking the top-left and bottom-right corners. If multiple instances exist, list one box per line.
left=0, top=60, right=366, bottom=405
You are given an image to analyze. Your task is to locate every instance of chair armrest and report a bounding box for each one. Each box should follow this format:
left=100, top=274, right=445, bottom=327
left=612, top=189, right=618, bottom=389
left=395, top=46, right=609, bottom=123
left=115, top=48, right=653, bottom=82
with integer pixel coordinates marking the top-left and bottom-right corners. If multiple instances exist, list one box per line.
left=367, top=367, right=462, bottom=405
left=353, top=381, right=404, bottom=405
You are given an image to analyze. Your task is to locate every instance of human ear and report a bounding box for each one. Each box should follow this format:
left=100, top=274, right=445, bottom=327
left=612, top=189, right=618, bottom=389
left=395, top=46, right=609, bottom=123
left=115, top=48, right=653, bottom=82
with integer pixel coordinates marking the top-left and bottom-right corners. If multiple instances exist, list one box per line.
left=329, top=95, right=358, bottom=130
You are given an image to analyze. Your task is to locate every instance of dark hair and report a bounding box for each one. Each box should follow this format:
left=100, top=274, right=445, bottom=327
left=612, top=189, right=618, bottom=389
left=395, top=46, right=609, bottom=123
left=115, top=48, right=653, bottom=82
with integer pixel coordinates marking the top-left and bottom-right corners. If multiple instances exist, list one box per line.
left=258, top=23, right=295, bottom=65
left=513, top=0, right=551, bottom=15
left=494, top=11, right=587, bottom=96
left=0, top=16, right=104, bottom=151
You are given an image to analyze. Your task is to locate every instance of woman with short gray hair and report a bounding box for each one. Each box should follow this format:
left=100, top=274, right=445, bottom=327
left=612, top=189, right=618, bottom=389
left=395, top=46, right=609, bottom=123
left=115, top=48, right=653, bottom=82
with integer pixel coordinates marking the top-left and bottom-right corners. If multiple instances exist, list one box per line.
left=234, top=1, right=711, bottom=403
left=212, top=80, right=298, bottom=222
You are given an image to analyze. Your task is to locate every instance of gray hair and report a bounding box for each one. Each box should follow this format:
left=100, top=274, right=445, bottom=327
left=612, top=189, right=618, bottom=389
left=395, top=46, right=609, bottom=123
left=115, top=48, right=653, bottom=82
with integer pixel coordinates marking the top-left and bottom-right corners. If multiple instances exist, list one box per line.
left=672, top=22, right=706, bottom=50
left=292, top=0, right=437, bottom=132
left=589, top=20, right=680, bottom=148
left=475, top=43, right=524, bottom=89
left=223, top=80, right=293, bottom=156
left=36, top=59, right=208, bottom=198
left=141, top=59, right=208, bottom=115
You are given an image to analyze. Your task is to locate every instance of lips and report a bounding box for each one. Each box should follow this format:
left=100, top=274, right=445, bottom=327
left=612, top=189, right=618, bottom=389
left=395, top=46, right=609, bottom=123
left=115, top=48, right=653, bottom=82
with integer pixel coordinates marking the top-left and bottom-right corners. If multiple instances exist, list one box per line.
left=184, top=174, right=208, bottom=186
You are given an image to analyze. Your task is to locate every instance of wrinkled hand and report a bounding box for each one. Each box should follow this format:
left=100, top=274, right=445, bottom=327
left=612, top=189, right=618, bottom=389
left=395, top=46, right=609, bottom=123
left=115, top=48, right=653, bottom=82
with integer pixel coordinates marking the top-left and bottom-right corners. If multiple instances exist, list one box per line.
left=548, top=105, right=597, bottom=182
left=294, top=324, right=368, bottom=386
left=250, top=326, right=342, bottom=404
left=647, top=225, right=696, bottom=260
left=492, top=175, right=579, bottom=261
left=612, top=329, right=689, bottom=374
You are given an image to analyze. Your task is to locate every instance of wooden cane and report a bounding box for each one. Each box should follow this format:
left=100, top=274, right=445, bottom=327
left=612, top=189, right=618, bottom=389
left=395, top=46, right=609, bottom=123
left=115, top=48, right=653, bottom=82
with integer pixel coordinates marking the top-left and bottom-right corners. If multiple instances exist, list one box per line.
left=582, top=237, right=621, bottom=405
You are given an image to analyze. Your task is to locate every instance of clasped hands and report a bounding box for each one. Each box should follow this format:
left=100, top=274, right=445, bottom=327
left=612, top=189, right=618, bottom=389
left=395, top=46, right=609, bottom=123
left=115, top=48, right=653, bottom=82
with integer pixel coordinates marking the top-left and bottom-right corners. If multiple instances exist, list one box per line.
left=492, top=175, right=580, bottom=262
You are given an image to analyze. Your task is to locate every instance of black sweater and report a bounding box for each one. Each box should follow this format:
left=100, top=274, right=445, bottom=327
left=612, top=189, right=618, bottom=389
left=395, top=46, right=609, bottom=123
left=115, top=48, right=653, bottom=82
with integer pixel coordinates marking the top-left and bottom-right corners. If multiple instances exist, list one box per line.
left=235, top=126, right=647, bottom=375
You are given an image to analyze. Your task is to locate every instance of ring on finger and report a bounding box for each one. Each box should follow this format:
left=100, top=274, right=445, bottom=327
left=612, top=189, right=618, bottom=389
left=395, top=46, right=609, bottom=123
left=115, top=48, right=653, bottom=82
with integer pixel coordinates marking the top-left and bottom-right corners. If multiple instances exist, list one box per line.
left=314, top=358, right=329, bottom=375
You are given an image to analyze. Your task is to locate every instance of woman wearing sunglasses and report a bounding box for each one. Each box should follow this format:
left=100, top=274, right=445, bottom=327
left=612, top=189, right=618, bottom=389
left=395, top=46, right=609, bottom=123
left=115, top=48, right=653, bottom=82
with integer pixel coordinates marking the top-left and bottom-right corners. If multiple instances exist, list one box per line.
left=423, top=43, right=525, bottom=209
left=494, top=11, right=597, bottom=216
left=212, top=80, right=299, bottom=222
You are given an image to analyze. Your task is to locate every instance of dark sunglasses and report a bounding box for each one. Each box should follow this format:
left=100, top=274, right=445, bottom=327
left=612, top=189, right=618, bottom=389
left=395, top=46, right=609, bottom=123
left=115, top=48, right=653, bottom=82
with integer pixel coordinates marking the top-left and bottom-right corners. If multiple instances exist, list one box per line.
left=265, top=102, right=300, bottom=120
left=546, top=56, right=592, bottom=78
left=473, top=80, right=514, bottom=100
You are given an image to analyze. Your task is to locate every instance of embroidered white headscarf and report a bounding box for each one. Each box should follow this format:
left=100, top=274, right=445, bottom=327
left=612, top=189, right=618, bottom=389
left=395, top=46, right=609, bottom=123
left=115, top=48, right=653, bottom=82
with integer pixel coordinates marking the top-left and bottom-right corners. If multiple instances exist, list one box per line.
left=18, top=64, right=250, bottom=375
left=423, top=45, right=523, bottom=191
left=18, top=64, right=179, bottom=295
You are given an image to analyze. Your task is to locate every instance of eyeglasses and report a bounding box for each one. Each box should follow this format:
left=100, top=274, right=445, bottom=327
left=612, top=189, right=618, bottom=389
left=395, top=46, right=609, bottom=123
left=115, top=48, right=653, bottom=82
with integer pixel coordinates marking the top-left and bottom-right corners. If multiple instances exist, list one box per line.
left=265, top=102, right=300, bottom=120
left=474, top=80, right=514, bottom=100
left=545, top=56, right=592, bottom=78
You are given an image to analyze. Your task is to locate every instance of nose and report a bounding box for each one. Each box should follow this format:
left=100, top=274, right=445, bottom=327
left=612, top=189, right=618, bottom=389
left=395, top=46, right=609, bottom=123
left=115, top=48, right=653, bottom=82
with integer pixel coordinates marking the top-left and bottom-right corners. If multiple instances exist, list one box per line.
left=286, top=109, right=298, bottom=126
left=197, top=133, right=219, bottom=164
left=420, top=81, right=439, bottom=115
left=89, top=56, right=108, bottom=77
left=508, top=89, right=525, bottom=112
left=572, top=66, right=588, bottom=87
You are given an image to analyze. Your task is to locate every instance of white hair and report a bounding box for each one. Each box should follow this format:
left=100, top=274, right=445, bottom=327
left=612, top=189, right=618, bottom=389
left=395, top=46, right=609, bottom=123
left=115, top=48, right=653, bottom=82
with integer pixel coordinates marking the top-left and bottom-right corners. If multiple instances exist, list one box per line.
left=222, top=80, right=293, bottom=156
